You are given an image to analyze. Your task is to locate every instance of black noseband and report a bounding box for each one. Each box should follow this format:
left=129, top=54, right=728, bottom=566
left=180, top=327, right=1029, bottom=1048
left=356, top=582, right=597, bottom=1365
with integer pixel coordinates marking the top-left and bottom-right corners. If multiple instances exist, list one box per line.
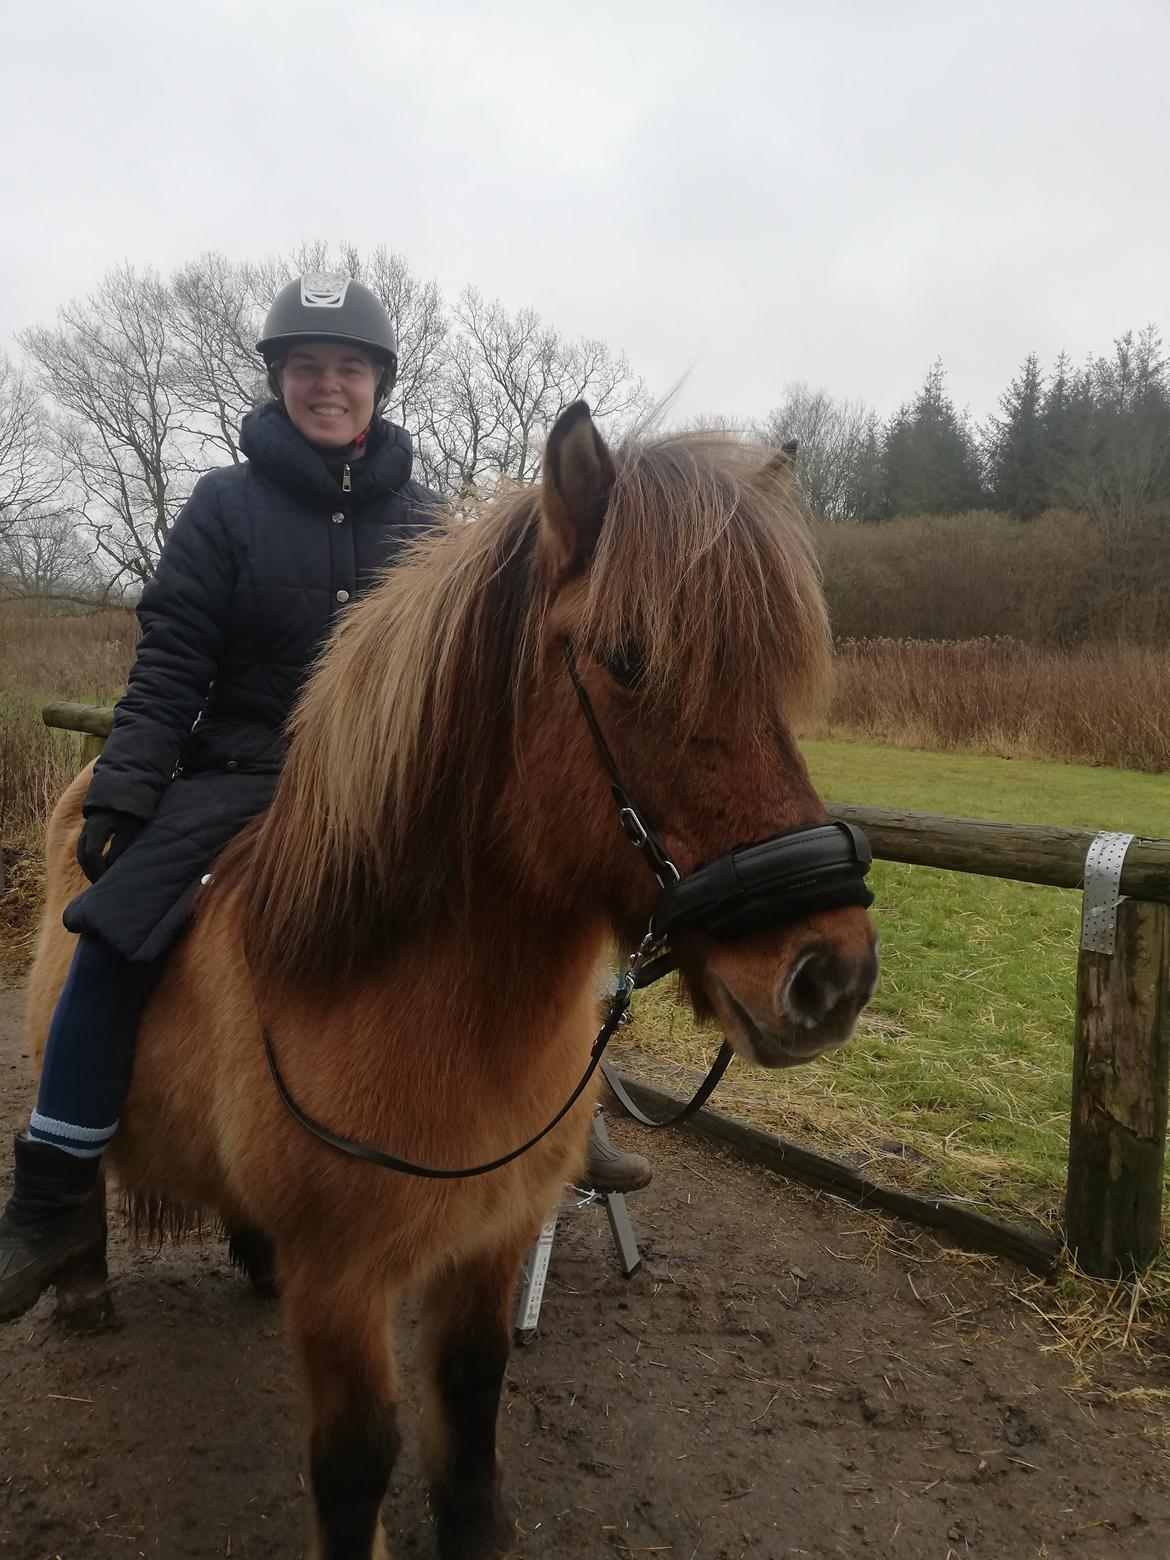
left=653, top=822, right=873, bottom=940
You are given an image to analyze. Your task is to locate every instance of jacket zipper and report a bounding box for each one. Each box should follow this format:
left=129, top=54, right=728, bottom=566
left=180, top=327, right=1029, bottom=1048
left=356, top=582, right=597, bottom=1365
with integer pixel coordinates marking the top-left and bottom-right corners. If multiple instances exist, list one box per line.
left=342, top=464, right=351, bottom=493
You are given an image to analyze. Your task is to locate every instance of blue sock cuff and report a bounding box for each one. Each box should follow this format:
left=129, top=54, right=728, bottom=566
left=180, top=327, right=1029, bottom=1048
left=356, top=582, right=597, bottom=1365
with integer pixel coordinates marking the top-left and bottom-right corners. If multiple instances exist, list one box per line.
left=28, top=1110, right=117, bottom=1160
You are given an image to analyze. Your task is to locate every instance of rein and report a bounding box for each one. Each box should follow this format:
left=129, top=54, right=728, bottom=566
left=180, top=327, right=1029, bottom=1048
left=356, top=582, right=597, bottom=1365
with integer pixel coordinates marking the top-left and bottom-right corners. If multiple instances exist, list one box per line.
left=260, top=929, right=666, bottom=1180
left=260, top=639, right=873, bottom=1175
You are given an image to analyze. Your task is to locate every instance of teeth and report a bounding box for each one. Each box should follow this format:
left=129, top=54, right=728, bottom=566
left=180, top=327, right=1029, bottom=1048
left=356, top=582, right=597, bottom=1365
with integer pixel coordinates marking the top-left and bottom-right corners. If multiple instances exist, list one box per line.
left=311, top=407, right=346, bottom=417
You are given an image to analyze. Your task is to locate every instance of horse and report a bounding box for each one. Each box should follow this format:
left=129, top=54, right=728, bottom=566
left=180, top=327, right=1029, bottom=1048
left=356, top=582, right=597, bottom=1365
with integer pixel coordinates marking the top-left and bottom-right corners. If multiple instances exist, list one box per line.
left=26, top=403, right=879, bottom=1560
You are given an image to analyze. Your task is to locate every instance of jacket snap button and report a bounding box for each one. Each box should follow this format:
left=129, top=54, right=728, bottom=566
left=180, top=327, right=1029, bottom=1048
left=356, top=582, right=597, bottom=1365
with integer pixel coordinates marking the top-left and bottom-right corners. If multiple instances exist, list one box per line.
left=226, top=760, right=239, bottom=772
left=331, top=512, right=345, bottom=524
left=336, top=589, right=350, bottom=603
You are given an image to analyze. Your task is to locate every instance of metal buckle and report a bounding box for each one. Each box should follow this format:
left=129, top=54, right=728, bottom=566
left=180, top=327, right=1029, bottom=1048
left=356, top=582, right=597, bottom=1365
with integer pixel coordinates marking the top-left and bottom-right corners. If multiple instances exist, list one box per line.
left=619, top=805, right=681, bottom=887
left=619, top=806, right=649, bottom=847
left=623, top=926, right=665, bottom=995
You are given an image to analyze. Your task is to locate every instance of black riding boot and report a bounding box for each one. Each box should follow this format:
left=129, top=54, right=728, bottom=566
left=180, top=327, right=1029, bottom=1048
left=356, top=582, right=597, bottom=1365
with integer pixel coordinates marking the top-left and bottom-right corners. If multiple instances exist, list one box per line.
left=0, top=1135, right=105, bottom=1322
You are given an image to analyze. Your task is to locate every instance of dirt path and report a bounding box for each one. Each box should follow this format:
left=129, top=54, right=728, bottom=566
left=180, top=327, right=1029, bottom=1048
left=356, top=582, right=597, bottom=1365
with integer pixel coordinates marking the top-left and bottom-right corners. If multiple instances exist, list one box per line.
left=0, top=984, right=1168, bottom=1560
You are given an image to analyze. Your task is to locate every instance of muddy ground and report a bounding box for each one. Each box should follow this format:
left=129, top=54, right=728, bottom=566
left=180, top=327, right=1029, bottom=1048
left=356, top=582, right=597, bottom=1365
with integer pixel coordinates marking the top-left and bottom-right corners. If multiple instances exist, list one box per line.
left=0, top=984, right=1168, bottom=1560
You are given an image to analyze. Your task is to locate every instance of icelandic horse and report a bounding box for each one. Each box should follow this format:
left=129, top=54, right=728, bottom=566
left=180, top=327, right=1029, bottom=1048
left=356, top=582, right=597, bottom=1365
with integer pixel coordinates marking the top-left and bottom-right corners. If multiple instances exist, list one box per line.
left=27, top=404, right=878, bottom=1559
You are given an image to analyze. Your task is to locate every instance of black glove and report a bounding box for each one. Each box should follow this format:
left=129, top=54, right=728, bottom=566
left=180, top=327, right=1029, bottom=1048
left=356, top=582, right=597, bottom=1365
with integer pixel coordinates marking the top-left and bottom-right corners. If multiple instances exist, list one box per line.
left=76, top=809, right=144, bottom=884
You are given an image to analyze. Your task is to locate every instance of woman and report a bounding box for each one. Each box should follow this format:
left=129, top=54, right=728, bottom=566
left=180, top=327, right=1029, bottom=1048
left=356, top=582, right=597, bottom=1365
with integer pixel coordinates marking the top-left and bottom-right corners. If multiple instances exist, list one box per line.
left=0, top=273, right=648, bottom=1323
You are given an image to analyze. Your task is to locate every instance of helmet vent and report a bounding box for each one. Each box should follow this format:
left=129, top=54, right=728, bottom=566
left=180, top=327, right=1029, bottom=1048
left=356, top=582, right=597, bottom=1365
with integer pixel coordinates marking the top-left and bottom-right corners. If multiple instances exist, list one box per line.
left=300, top=272, right=351, bottom=309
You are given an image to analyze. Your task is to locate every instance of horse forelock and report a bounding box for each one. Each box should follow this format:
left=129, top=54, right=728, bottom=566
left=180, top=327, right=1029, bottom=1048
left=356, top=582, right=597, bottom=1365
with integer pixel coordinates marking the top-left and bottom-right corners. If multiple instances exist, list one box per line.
left=580, top=432, right=830, bottom=729
left=236, top=430, right=829, bottom=986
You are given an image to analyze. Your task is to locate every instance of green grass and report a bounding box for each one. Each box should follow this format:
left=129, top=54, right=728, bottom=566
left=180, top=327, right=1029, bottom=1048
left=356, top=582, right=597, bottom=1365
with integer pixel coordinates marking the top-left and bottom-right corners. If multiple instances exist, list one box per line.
left=622, top=739, right=1170, bottom=1232
left=809, top=738, right=1170, bottom=836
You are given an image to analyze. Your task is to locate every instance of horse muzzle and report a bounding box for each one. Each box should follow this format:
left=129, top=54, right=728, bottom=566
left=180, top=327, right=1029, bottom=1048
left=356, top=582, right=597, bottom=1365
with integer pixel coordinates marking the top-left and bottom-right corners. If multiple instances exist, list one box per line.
left=705, top=925, right=880, bottom=1068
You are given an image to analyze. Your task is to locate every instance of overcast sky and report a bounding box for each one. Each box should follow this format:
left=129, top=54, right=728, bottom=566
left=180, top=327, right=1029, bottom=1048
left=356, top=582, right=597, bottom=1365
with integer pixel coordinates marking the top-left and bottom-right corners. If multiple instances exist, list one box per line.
left=3, top=0, right=1167, bottom=426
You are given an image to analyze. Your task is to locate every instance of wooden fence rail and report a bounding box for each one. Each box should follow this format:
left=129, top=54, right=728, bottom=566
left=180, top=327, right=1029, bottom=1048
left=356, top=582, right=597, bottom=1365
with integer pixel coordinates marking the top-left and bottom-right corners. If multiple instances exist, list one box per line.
left=42, top=701, right=1170, bottom=1279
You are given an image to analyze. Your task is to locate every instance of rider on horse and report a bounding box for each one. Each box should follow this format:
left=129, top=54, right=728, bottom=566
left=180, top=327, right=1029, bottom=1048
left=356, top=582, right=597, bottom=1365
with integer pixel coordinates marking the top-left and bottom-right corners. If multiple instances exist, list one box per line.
left=0, top=274, right=649, bottom=1323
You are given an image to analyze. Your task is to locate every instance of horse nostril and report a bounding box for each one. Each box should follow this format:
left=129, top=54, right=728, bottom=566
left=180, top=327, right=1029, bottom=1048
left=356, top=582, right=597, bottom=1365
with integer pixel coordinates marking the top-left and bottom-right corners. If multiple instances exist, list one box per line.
left=779, top=941, right=879, bottom=1033
left=781, top=948, right=847, bottom=1029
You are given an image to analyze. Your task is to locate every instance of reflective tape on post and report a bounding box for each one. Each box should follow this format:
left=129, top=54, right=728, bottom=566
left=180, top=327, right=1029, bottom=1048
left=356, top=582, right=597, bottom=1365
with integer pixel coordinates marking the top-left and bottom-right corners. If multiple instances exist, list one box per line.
left=1080, top=831, right=1136, bottom=955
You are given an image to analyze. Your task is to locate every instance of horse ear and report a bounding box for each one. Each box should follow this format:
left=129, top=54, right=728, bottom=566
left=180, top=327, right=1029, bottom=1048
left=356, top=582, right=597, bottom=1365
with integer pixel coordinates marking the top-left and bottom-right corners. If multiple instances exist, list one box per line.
left=538, top=401, right=617, bottom=583
left=760, top=439, right=798, bottom=489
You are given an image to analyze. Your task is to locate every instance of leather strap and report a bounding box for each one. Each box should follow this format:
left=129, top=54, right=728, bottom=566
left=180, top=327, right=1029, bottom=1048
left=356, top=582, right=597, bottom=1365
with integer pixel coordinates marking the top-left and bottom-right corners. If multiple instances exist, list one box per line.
left=603, top=1042, right=734, bottom=1128
left=561, top=640, right=680, bottom=886
left=261, top=982, right=630, bottom=1180
left=260, top=947, right=735, bottom=1176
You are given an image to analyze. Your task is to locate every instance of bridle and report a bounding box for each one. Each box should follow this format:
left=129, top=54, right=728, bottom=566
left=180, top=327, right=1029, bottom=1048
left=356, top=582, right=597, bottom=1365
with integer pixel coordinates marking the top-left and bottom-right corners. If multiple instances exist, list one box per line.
left=261, top=640, right=874, bottom=1176
left=559, top=640, right=874, bottom=1125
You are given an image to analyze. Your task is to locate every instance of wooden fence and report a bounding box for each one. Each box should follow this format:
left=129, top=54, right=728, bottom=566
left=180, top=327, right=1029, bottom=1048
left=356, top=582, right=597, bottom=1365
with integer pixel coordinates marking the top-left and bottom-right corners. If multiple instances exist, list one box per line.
left=42, top=700, right=1170, bottom=1280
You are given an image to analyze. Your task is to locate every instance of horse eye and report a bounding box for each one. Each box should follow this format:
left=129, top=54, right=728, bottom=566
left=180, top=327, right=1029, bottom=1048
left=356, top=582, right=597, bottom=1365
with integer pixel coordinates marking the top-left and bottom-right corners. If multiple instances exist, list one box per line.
left=601, top=645, right=644, bottom=689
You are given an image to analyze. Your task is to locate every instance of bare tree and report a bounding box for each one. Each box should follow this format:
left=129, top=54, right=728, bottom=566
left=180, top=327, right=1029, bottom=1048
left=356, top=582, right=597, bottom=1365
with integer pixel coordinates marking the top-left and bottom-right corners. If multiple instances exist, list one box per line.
left=422, top=288, right=647, bottom=493
left=168, top=253, right=267, bottom=465
left=332, top=243, right=449, bottom=440
left=0, top=508, right=101, bottom=600
left=1058, top=427, right=1166, bottom=559
left=21, top=266, right=183, bottom=588
left=760, top=384, right=879, bottom=521
left=0, top=354, right=62, bottom=545
left=1053, top=329, right=1170, bottom=559
left=422, top=329, right=515, bottom=496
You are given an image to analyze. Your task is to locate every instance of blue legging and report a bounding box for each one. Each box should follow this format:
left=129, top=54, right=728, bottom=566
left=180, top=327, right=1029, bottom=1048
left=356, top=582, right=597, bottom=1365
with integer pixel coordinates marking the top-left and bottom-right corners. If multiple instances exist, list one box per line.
left=29, top=935, right=163, bottom=1158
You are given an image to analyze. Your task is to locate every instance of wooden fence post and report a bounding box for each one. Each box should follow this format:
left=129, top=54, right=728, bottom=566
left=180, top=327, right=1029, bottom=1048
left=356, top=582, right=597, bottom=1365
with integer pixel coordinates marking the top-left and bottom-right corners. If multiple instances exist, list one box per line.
left=79, top=734, right=105, bottom=766
left=1065, top=898, right=1170, bottom=1276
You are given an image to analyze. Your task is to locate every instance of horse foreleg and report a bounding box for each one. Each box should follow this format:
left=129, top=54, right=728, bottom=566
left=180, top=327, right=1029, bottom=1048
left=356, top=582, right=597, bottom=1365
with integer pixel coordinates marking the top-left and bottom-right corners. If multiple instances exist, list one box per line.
left=226, top=1222, right=281, bottom=1299
left=419, top=1244, right=525, bottom=1560
left=283, top=1258, right=400, bottom=1560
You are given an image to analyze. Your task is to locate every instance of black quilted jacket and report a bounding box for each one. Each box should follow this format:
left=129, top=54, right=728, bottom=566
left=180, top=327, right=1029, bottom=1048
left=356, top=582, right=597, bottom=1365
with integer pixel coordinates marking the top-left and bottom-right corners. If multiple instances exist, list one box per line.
left=65, top=403, right=439, bottom=961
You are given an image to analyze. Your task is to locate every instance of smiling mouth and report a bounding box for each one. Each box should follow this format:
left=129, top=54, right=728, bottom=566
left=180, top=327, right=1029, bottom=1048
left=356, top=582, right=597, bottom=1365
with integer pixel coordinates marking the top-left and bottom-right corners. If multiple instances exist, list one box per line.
left=310, top=406, right=348, bottom=418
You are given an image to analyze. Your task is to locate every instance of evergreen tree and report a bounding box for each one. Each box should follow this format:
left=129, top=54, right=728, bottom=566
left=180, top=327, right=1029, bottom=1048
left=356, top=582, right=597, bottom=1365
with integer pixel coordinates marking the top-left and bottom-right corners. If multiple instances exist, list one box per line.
left=984, top=352, right=1048, bottom=517
left=1081, top=329, right=1170, bottom=513
left=880, top=360, right=985, bottom=516
left=1041, top=351, right=1081, bottom=497
left=1126, top=325, right=1170, bottom=495
left=1047, top=329, right=1170, bottom=538
left=846, top=411, right=885, bottom=521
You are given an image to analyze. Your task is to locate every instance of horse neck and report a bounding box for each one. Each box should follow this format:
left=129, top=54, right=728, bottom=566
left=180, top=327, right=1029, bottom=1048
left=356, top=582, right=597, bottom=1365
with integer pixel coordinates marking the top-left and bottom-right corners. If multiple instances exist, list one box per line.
left=427, top=876, right=612, bottom=1049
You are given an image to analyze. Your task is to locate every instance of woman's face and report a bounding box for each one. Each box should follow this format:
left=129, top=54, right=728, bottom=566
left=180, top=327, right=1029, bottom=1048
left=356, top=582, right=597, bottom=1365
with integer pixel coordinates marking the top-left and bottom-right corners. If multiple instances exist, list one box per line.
left=277, top=342, right=379, bottom=449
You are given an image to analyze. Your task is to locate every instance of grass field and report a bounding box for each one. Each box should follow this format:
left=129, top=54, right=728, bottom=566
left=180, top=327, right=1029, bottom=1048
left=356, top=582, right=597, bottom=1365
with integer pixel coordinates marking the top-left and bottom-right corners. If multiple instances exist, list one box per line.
left=621, top=739, right=1170, bottom=1235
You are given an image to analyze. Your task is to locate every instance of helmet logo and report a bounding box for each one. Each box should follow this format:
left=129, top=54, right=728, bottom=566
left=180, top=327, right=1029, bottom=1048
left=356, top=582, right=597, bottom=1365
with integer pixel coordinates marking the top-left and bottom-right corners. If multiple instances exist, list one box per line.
left=300, top=272, right=351, bottom=309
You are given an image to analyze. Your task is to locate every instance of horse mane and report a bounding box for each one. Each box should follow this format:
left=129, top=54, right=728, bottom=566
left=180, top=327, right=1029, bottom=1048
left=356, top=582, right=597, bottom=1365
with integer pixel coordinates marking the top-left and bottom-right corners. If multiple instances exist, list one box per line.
left=229, top=430, right=830, bottom=986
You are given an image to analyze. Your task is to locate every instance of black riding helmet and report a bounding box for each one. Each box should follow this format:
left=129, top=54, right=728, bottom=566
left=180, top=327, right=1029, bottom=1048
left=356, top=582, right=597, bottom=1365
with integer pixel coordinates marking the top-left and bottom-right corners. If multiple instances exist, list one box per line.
left=256, top=273, right=399, bottom=406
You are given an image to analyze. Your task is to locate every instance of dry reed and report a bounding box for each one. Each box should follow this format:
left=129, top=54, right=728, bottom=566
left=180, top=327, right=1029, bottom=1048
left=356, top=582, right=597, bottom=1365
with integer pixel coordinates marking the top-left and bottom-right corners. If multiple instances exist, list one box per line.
left=0, top=610, right=137, bottom=960
left=806, top=638, right=1170, bottom=773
